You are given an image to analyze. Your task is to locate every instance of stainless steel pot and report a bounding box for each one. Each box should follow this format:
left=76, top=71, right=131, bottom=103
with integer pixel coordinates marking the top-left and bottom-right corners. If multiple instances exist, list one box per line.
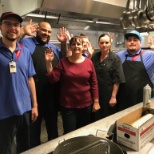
left=120, top=0, right=133, bottom=29
left=133, top=0, right=145, bottom=28
left=137, top=0, right=150, bottom=28
left=53, top=136, right=125, bottom=154
left=146, top=0, right=154, bottom=21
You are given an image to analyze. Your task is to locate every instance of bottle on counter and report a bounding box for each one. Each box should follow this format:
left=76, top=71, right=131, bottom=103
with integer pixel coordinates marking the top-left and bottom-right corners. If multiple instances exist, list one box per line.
left=142, top=84, right=152, bottom=116
left=143, top=84, right=151, bottom=108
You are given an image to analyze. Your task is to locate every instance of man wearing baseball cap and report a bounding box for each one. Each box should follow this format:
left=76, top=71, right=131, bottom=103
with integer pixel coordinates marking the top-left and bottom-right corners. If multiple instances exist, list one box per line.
left=116, top=30, right=154, bottom=111
left=0, top=12, right=23, bottom=23
left=0, top=12, right=38, bottom=153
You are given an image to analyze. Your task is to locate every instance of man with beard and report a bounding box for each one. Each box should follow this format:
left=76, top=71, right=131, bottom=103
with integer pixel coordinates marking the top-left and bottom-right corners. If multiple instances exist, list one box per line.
left=116, top=30, right=154, bottom=111
left=0, top=12, right=38, bottom=153
left=20, top=21, right=68, bottom=148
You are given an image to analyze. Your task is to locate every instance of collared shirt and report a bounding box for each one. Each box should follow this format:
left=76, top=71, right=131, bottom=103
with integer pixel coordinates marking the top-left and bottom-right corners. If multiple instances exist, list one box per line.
left=82, top=51, right=89, bottom=58
left=117, top=49, right=154, bottom=85
left=0, top=40, right=36, bottom=120
left=20, top=37, right=61, bottom=60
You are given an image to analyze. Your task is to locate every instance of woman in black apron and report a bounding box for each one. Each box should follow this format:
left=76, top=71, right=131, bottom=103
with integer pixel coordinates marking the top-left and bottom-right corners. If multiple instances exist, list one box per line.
left=91, top=34, right=125, bottom=121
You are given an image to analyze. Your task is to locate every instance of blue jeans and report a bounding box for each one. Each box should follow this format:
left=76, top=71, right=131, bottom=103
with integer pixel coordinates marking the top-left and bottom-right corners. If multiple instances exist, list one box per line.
left=61, top=105, right=92, bottom=134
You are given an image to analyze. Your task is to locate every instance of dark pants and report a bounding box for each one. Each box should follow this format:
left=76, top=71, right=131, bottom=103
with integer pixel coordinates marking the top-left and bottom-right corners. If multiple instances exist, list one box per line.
left=0, top=112, right=30, bottom=154
left=30, top=107, right=58, bottom=148
left=61, top=105, right=92, bottom=134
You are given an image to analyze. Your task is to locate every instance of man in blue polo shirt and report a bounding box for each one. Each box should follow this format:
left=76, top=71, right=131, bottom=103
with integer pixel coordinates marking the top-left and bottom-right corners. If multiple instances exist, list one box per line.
left=20, top=21, right=68, bottom=148
left=117, top=30, right=154, bottom=110
left=0, top=12, right=38, bottom=153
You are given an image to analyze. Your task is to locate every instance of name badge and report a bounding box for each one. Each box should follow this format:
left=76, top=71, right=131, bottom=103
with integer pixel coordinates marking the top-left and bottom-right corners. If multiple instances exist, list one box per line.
left=9, top=61, right=16, bottom=73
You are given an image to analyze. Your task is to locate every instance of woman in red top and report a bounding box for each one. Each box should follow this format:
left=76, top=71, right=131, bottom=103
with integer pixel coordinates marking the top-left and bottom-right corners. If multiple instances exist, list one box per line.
left=45, top=36, right=100, bottom=134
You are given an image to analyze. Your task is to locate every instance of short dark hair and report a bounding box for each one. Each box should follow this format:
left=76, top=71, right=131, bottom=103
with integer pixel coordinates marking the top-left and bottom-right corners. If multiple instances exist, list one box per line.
left=69, top=36, right=83, bottom=45
left=98, top=33, right=112, bottom=42
left=80, top=34, right=90, bottom=41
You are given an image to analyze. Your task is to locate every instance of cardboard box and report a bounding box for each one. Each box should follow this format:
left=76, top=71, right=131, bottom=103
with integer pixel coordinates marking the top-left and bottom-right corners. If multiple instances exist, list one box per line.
left=116, top=107, right=154, bottom=151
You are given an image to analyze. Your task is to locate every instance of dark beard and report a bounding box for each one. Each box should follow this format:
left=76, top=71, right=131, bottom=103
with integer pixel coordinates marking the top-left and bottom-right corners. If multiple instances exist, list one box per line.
left=127, top=49, right=136, bottom=55
left=36, top=35, right=49, bottom=45
left=6, top=36, right=17, bottom=41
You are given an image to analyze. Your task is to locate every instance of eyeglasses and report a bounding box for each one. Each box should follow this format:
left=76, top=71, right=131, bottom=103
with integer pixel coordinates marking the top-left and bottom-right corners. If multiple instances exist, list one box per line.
left=2, top=21, right=21, bottom=28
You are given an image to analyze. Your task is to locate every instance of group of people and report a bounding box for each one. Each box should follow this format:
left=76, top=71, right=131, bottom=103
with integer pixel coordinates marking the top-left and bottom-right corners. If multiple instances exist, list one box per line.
left=1, top=11, right=154, bottom=154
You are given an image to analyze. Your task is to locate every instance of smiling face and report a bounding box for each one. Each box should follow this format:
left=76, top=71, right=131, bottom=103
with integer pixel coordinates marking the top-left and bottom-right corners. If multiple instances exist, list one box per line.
left=98, top=34, right=112, bottom=53
left=69, top=37, right=83, bottom=54
left=126, top=36, right=141, bottom=53
left=36, top=22, right=52, bottom=44
left=82, top=37, right=89, bottom=51
left=0, top=17, right=21, bottom=41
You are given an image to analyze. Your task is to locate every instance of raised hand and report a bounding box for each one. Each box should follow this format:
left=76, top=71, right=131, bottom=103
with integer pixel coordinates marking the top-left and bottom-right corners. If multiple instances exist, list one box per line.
left=56, top=27, right=68, bottom=43
left=22, top=19, right=39, bottom=37
left=87, top=41, right=95, bottom=58
left=45, top=48, right=54, bottom=62
left=149, top=36, right=154, bottom=50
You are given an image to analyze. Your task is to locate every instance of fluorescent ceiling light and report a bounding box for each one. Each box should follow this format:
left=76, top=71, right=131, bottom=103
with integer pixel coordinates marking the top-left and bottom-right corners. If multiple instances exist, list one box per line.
left=84, top=25, right=90, bottom=30
left=96, top=21, right=120, bottom=25
left=26, top=13, right=58, bottom=19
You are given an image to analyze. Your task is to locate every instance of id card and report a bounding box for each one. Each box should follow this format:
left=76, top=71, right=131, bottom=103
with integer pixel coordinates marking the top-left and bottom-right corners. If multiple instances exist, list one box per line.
left=9, top=61, right=16, bottom=73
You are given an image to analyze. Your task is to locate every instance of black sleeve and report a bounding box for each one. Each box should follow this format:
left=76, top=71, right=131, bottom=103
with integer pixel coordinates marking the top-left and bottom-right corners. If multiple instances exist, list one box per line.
left=111, top=54, right=125, bottom=84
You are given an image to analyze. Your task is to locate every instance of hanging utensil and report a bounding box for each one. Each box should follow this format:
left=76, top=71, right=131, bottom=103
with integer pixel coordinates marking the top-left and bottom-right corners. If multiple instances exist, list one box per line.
left=131, top=0, right=138, bottom=26
left=137, top=0, right=150, bottom=28
left=133, top=0, right=142, bottom=28
left=146, top=0, right=154, bottom=21
left=120, top=0, right=132, bottom=29
left=141, top=0, right=151, bottom=28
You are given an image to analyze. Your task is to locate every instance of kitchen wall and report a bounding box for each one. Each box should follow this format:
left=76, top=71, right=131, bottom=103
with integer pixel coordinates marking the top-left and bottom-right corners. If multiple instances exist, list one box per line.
left=51, top=28, right=154, bottom=51
left=50, top=28, right=125, bottom=51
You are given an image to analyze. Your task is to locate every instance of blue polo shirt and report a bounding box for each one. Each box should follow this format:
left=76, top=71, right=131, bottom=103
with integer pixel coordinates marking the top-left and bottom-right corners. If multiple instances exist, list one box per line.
left=117, top=49, right=154, bottom=85
left=20, top=37, right=61, bottom=59
left=0, top=41, right=36, bottom=120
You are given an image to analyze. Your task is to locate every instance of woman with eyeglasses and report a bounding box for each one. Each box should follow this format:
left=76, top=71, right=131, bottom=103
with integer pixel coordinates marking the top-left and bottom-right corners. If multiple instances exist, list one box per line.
left=45, top=36, right=100, bottom=134
left=91, top=34, right=125, bottom=121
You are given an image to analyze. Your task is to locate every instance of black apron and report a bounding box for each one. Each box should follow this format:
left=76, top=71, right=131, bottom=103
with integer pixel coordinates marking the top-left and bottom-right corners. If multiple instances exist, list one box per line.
left=117, top=50, right=153, bottom=111
left=93, top=52, right=117, bottom=120
left=32, top=45, right=59, bottom=110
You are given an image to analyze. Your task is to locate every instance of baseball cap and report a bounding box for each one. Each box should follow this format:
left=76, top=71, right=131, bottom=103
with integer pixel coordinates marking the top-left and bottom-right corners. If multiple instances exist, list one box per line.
left=0, top=12, right=23, bottom=23
left=125, top=30, right=142, bottom=41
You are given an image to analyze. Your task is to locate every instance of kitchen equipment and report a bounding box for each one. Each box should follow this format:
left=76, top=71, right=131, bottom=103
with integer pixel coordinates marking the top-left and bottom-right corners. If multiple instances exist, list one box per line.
left=53, top=135, right=125, bottom=154
left=131, top=0, right=138, bottom=26
left=139, top=0, right=151, bottom=28
left=146, top=0, right=154, bottom=21
left=120, top=0, right=132, bottom=29
left=133, top=0, right=147, bottom=28
left=132, top=0, right=141, bottom=28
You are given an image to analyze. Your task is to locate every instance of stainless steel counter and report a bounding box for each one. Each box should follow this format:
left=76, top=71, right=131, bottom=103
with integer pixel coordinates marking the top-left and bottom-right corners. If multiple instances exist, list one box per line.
left=22, top=100, right=154, bottom=154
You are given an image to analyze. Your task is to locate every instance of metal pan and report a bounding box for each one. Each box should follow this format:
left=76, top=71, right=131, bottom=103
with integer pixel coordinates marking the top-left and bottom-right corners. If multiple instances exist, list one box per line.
left=146, top=0, right=154, bottom=21
left=137, top=0, right=150, bottom=28
left=120, top=0, right=132, bottom=29
left=53, top=136, right=125, bottom=154
left=130, top=0, right=138, bottom=27
left=133, top=0, right=144, bottom=28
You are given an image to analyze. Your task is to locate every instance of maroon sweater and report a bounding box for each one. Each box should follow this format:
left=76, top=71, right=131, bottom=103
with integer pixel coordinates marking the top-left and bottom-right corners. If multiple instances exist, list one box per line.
left=48, top=57, right=98, bottom=108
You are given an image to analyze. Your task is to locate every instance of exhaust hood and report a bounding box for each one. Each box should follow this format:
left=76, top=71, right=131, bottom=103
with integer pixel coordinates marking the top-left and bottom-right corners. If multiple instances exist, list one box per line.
left=1, top=0, right=129, bottom=32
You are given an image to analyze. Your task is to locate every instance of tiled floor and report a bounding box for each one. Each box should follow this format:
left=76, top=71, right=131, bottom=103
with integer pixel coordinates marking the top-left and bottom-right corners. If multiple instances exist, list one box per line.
left=41, top=112, right=63, bottom=143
